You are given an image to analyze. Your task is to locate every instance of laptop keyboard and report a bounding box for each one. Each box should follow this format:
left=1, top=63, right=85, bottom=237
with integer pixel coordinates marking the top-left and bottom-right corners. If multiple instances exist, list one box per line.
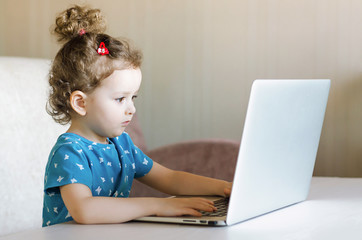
left=200, top=198, right=229, bottom=217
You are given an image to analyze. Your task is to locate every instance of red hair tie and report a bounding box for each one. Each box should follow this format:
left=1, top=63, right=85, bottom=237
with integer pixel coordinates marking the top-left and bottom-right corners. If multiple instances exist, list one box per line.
left=79, top=29, right=86, bottom=36
left=97, top=42, right=109, bottom=55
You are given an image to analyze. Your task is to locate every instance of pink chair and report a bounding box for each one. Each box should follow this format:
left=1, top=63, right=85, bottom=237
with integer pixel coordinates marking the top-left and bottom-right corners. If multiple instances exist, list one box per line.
left=126, top=115, right=240, bottom=197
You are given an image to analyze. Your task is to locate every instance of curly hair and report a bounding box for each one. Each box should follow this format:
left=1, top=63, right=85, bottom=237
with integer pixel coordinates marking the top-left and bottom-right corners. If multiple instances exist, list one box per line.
left=46, top=5, right=142, bottom=125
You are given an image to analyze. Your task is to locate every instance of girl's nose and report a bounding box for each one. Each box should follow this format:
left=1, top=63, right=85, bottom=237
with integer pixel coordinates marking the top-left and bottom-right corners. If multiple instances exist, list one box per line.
left=126, top=102, right=136, bottom=115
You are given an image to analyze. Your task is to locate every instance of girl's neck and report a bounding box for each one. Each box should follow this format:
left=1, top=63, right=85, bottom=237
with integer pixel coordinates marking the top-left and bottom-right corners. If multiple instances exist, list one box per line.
left=67, top=120, right=108, bottom=144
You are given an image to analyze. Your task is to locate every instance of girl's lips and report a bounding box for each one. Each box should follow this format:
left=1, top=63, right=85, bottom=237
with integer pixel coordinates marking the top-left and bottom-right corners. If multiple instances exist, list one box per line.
left=122, top=121, right=130, bottom=126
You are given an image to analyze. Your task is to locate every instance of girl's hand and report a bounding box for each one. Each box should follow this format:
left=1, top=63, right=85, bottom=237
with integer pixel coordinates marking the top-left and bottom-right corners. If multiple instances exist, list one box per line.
left=223, top=182, right=233, bottom=197
left=155, top=197, right=217, bottom=217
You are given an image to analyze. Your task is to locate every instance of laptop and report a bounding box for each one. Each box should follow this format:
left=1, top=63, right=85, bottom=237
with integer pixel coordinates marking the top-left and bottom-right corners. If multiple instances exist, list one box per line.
left=134, top=79, right=331, bottom=226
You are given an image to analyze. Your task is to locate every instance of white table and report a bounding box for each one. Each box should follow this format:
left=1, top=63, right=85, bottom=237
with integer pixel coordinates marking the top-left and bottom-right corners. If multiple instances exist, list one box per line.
left=1, top=177, right=362, bottom=240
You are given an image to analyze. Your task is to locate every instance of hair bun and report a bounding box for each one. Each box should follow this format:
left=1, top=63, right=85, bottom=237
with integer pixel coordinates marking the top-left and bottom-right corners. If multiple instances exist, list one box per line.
left=53, top=5, right=106, bottom=43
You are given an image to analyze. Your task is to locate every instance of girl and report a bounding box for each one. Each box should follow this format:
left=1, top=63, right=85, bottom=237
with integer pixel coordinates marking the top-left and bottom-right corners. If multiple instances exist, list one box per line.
left=43, top=5, right=231, bottom=227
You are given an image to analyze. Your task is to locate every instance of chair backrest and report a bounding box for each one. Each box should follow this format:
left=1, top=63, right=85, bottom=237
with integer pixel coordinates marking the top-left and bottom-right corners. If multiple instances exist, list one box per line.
left=0, top=57, right=68, bottom=236
left=125, top=115, right=148, bottom=153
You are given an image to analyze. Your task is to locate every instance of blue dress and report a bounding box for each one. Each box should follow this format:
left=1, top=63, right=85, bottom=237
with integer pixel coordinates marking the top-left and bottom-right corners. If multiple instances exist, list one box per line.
left=42, top=132, right=153, bottom=227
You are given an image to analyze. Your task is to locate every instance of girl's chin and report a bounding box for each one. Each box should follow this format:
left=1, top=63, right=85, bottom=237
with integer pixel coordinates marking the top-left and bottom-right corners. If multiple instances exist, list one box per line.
left=111, top=128, right=126, bottom=138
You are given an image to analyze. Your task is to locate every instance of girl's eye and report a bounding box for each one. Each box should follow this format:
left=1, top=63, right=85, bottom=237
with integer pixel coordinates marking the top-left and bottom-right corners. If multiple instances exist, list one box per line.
left=115, top=95, right=137, bottom=103
left=116, top=97, right=125, bottom=102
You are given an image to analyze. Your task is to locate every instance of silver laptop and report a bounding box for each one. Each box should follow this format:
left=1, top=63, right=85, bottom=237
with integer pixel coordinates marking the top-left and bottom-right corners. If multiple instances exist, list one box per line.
left=135, top=79, right=330, bottom=226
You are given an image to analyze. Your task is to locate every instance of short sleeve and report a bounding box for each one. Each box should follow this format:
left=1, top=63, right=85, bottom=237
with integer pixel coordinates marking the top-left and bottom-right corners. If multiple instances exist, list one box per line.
left=131, top=144, right=153, bottom=178
left=119, top=133, right=153, bottom=179
left=44, top=143, right=93, bottom=194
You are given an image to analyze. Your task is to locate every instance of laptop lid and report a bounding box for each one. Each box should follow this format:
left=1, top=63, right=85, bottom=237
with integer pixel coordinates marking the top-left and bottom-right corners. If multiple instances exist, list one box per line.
left=226, top=79, right=330, bottom=225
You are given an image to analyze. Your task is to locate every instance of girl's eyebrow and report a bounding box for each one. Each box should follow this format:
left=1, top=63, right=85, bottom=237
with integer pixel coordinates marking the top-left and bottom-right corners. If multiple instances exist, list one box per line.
left=114, top=91, right=139, bottom=95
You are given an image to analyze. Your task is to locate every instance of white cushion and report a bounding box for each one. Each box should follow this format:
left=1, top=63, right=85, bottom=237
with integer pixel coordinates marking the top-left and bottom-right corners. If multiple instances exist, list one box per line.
left=0, top=57, right=67, bottom=236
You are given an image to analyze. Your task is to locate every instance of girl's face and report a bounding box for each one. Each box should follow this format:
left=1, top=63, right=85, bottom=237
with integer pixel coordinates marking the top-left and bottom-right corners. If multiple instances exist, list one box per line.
left=82, top=68, right=142, bottom=143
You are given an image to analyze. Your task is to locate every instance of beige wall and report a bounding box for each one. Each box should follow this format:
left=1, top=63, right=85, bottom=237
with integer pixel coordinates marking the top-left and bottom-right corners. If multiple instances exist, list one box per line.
left=1, top=0, right=361, bottom=177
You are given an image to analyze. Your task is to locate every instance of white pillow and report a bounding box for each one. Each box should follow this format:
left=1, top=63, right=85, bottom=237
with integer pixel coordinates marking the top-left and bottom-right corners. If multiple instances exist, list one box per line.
left=0, top=57, right=67, bottom=236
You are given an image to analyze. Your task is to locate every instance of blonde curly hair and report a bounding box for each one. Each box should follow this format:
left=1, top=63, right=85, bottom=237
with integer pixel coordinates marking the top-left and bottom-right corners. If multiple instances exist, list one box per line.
left=47, top=5, right=142, bottom=125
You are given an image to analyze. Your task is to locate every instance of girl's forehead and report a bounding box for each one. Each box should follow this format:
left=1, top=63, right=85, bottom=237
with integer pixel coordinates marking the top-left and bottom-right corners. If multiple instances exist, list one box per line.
left=101, top=68, right=142, bottom=92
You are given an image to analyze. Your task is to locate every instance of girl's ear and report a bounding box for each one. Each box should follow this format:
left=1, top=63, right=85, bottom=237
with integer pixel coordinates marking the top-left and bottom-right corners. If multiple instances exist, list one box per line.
left=70, top=90, right=87, bottom=116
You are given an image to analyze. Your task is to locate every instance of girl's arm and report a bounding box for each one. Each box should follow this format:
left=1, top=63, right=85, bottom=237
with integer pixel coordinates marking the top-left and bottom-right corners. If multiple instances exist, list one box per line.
left=60, top=183, right=216, bottom=224
left=138, top=162, right=232, bottom=197
left=60, top=162, right=230, bottom=224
